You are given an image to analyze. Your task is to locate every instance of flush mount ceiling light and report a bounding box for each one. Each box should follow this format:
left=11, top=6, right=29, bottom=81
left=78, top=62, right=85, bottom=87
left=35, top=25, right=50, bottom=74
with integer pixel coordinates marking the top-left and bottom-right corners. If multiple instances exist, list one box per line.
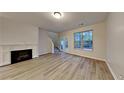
left=52, top=12, right=63, bottom=19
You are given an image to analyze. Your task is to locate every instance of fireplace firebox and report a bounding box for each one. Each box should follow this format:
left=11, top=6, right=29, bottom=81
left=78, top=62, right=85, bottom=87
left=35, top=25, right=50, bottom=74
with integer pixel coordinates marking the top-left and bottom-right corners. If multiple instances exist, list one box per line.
left=11, top=49, right=32, bottom=64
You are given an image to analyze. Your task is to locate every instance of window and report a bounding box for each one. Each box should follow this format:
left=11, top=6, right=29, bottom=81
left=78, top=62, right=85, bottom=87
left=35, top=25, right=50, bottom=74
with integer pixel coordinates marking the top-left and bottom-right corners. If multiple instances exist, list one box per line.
left=74, top=30, right=93, bottom=51
left=60, top=37, right=68, bottom=50
left=74, top=32, right=82, bottom=48
left=83, top=31, right=93, bottom=50
left=65, top=38, right=68, bottom=48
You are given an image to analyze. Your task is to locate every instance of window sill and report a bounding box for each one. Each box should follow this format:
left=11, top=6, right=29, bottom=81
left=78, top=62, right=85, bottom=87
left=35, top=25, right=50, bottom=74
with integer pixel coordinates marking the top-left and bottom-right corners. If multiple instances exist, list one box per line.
left=74, top=48, right=93, bottom=52
left=83, top=48, right=93, bottom=51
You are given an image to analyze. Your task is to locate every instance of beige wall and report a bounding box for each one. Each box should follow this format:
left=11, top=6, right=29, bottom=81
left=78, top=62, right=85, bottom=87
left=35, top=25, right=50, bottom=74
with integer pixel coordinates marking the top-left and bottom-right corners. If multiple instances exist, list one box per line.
left=0, top=46, right=3, bottom=64
left=59, top=22, right=106, bottom=61
left=106, top=13, right=124, bottom=79
left=0, top=17, right=3, bottom=44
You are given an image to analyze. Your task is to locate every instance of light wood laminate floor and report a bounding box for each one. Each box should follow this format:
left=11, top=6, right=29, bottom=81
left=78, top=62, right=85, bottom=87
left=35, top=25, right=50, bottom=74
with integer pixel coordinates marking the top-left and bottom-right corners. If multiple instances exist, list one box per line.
left=0, top=53, right=114, bottom=80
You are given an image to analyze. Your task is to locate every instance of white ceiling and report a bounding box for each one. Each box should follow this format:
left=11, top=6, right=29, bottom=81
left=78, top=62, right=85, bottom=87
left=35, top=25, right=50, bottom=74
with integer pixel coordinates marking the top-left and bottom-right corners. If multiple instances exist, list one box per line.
left=0, top=12, right=108, bottom=32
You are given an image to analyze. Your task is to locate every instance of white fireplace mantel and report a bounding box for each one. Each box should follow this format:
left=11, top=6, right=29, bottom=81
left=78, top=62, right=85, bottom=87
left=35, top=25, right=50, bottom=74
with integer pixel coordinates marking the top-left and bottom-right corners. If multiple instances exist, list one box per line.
left=0, top=44, right=38, bottom=66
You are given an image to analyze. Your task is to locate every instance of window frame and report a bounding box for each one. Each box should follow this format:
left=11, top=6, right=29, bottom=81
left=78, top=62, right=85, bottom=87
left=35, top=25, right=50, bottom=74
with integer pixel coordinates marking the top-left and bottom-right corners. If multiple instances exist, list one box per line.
left=74, top=30, right=93, bottom=51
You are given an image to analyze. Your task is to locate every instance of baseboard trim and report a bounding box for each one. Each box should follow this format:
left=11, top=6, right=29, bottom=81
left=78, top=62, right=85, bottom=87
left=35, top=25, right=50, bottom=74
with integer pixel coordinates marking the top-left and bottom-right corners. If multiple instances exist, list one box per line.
left=0, top=63, right=11, bottom=67
left=65, top=52, right=106, bottom=62
left=105, top=61, right=118, bottom=80
left=39, top=52, right=52, bottom=56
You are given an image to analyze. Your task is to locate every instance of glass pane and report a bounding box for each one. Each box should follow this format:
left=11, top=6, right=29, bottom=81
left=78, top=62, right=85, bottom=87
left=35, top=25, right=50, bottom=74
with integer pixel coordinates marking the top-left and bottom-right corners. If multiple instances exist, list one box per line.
left=65, top=38, right=68, bottom=48
left=74, top=32, right=82, bottom=48
left=83, top=31, right=93, bottom=50
left=60, top=37, right=68, bottom=50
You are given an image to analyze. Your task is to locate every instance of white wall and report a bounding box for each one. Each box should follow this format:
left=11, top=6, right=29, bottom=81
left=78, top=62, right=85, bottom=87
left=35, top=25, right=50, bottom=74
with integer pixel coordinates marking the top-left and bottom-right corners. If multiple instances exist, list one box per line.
left=106, top=13, right=124, bottom=79
left=38, top=28, right=53, bottom=55
left=0, top=17, right=38, bottom=45
left=59, top=22, right=106, bottom=61
left=48, top=31, right=59, bottom=47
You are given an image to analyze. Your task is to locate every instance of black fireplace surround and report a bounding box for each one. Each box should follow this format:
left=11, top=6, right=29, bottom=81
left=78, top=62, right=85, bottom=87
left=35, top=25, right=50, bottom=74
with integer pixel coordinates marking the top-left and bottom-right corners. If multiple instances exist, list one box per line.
left=11, top=49, right=32, bottom=64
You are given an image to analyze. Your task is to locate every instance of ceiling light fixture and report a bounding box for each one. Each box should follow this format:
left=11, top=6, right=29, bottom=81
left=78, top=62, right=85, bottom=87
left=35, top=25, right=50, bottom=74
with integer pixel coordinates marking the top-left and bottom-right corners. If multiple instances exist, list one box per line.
left=52, top=12, right=63, bottom=19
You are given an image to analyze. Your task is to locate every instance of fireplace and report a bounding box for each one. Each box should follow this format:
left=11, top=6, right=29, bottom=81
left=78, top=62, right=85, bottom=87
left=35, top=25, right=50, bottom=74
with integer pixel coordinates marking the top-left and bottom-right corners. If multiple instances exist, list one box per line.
left=11, top=49, right=32, bottom=64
